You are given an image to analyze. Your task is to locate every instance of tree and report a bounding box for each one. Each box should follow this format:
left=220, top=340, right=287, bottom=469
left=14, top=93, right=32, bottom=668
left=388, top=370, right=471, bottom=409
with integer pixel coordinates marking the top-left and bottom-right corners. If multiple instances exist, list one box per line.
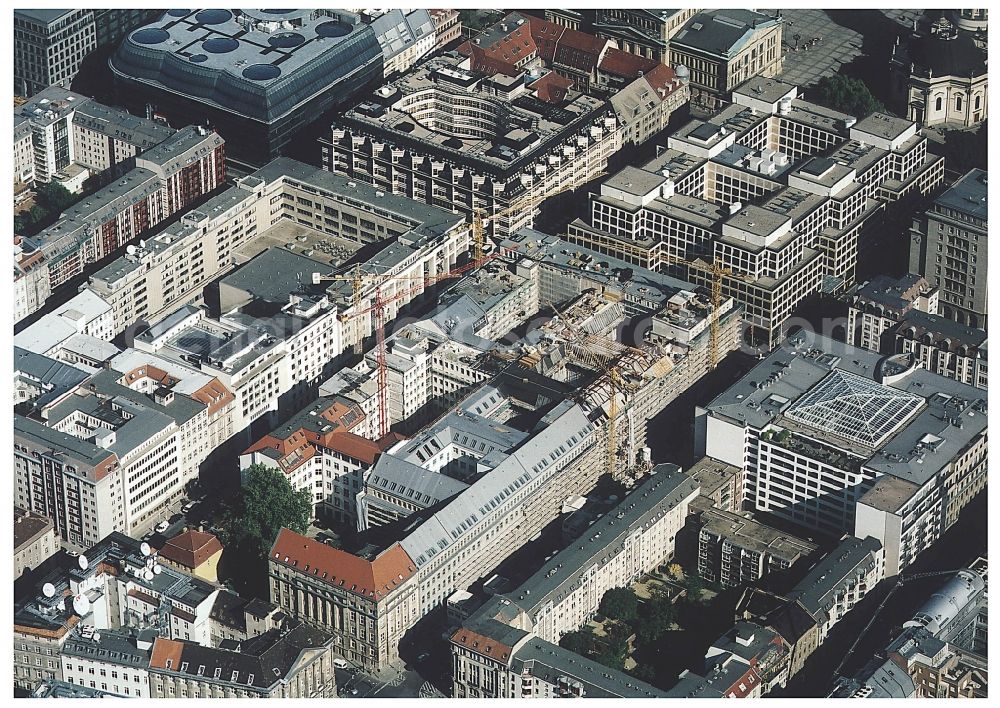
left=35, top=182, right=76, bottom=212
left=637, top=594, right=676, bottom=644
left=559, top=629, right=593, bottom=655
left=599, top=587, right=639, bottom=623
left=218, top=464, right=311, bottom=558
left=683, top=572, right=705, bottom=600
left=812, top=75, right=885, bottom=118
left=667, top=563, right=683, bottom=580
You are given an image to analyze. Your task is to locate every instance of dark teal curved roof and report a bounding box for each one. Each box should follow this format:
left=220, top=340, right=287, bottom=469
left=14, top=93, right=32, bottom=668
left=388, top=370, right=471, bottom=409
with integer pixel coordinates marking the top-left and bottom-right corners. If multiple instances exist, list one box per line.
left=110, top=10, right=382, bottom=123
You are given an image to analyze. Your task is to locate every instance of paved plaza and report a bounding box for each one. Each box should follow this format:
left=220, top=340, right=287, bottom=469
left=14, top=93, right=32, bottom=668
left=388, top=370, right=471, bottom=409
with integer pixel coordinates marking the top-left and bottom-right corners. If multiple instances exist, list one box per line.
left=766, top=8, right=865, bottom=88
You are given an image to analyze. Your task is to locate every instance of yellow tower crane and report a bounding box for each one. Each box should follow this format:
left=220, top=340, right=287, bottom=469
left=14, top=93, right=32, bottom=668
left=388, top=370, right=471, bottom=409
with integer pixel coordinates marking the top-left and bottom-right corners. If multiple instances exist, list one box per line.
left=659, top=253, right=756, bottom=370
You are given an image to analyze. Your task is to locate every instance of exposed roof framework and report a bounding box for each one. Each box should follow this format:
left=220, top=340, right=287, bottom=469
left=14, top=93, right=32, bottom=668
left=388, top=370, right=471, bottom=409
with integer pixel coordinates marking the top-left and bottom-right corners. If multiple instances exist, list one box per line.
left=785, top=369, right=923, bottom=448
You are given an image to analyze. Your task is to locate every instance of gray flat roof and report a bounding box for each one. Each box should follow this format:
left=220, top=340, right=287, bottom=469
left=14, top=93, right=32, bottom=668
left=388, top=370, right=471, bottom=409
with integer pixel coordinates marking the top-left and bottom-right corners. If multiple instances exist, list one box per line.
left=933, top=168, right=988, bottom=220
left=255, top=157, right=465, bottom=241
left=697, top=503, right=818, bottom=562
left=503, top=229, right=698, bottom=314
left=14, top=9, right=75, bottom=25
left=726, top=204, right=790, bottom=239
left=603, top=165, right=666, bottom=196
left=219, top=246, right=330, bottom=306
left=705, top=332, right=987, bottom=487
left=15, top=414, right=116, bottom=469
left=852, top=112, right=914, bottom=141
left=733, top=76, right=797, bottom=105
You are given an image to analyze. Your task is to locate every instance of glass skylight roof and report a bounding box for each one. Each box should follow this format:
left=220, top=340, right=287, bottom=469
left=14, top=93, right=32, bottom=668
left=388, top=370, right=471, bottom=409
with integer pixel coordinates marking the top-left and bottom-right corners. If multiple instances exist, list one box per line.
left=785, top=369, right=923, bottom=448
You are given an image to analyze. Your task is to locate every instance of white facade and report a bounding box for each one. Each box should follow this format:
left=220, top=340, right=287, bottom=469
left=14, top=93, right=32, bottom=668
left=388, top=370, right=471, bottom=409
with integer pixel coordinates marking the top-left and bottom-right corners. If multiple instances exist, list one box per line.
left=60, top=635, right=151, bottom=698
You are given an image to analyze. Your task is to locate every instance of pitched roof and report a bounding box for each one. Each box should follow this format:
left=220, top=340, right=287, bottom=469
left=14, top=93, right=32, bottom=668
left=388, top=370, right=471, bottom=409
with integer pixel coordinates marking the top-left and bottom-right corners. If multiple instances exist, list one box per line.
left=643, top=63, right=680, bottom=95
left=598, top=47, right=660, bottom=79
left=244, top=396, right=387, bottom=472
left=529, top=71, right=573, bottom=104
left=269, top=529, right=416, bottom=601
left=158, top=531, right=224, bottom=569
left=149, top=637, right=184, bottom=670
left=450, top=626, right=515, bottom=662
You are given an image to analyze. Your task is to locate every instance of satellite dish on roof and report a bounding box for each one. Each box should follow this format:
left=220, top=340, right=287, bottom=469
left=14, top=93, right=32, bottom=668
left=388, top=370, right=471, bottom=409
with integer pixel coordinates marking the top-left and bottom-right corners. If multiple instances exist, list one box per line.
left=140, top=542, right=152, bottom=557
left=42, top=583, right=56, bottom=598
left=72, top=594, right=91, bottom=616
left=78, top=555, right=89, bottom=571
left=153, top=564, right=163, bottom=575
left=143, top=569, right=154, bottom=581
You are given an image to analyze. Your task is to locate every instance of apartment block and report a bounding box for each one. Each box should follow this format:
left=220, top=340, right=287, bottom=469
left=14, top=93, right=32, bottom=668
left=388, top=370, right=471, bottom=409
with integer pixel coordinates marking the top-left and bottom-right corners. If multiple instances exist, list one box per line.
left=13, top=85, right=177, bottom=192
left=666, top=621, right=790, bottom=697
left=698, top=332, right=986, bottom=576
left=87, top=156, right=468, bottom=341
left=692, top=498, right=818, bottom=588
left=735, top=588, right=822, bottom=682
left=15, top=353, right=234, bottom=544
left=429, top=9, right=462, bottom=52
left=14, top=289, right=120, bottom=372
left=14, top=532, right=219, bottom=691
left=890, top=311, right=987, bottom=390
left=14, top=348, right=87, bottom=417
left=463, top=466, right=697, bottom=641
left=15, top=127, right=225, bottom=323
left=685, top=456, right=744, bottom=513
left=14, top=10, right=158, bottom=98
left=323, top=12, right=689, bottom=238
left=846, top=273, right=938, bottom=351
left=242, top=396, right=394, bottom=524
left=14, top=10, right=97, bottom=97
left=909, top=168, right=988, bottom=329
left=59, top=627, right=153, bottom=698
left=452, top=631, right=665, bottom=698
left=567, top=77, right=943, bottom=348
left=451, top=468, right=699, bottom=698
left=784, top=536, right=884, bottom=641
left=14, top=507, right=58, bottom=579
left=147, top=621, right=338, bottom=698
left=368, top=10, right=437, bottom=78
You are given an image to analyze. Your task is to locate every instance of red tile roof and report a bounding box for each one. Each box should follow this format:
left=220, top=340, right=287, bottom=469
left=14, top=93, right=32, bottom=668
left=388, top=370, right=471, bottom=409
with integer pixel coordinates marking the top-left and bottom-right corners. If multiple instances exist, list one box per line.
left=599, top=48, right=660, bottom=80
left=149, top=637, right=184, bottom=669
left=450, top=627, right=513, bottom=662
left=158, top=530, right=223, bottom=569
left=530, top=71, right=573, bottom=104
left=270, top=529, right=416, bottom=601
left=642, top=63, right=680, bottom=97
left=460, top=13, right=610, bottom=77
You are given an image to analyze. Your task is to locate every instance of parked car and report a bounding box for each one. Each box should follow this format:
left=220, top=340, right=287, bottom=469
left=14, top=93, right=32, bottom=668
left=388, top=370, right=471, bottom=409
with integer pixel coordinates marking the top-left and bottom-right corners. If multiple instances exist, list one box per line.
left=66, top=550, right=79, bottom=557
left=155, top=520, right=170, bottom=533
left=181, top=501, right=196, bottom=514
left=333, top=658, right=350, bottom=669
